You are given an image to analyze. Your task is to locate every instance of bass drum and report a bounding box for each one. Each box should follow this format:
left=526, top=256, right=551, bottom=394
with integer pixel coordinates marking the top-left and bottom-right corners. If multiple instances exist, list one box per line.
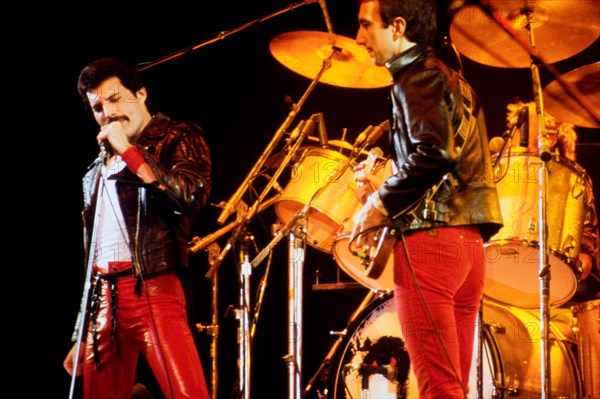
left=325, top=295, right=581, bottom=398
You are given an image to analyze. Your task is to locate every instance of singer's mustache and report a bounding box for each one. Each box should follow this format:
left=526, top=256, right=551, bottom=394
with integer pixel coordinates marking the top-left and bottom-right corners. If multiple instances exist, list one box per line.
left=105, top=116, right=128, bottom=125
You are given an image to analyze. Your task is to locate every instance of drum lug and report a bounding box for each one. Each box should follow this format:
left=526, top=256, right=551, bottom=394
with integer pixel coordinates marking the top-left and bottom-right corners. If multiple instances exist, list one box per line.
left=527, top=218, right=537, bottom=236
left=486, top=322, right=506, bottom=334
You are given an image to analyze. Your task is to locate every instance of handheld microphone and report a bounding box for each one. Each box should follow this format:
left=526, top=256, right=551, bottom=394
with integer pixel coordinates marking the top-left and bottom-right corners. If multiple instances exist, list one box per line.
left=344, top=363, right=398, bottom=380
left=99, top=140, right=111, bottom=162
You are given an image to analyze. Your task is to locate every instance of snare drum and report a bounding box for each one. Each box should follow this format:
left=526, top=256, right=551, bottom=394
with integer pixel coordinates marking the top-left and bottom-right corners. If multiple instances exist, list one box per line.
left=275, top=148, right=360, bottom=253
left=484, top=150, right=589, bottom=308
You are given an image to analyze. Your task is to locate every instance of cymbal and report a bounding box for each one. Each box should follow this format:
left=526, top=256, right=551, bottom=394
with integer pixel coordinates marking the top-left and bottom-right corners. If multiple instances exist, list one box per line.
left=449, top=1, right=600, bottom=68
left=543, top=62, right=600, bottom=128
left=270, top=31, right=392, bottom=89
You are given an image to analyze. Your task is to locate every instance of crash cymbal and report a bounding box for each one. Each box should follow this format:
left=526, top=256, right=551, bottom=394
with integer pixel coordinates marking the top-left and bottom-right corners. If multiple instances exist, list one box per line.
left=543, top=62, right=600, bottom=128
left=270, top=31, right=392, bottom=89
left=449, top=1, right=600, bottom=68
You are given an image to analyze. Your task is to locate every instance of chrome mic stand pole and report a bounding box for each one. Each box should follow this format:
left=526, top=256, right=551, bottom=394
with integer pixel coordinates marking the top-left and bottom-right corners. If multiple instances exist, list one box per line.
left=286, top=229, right=305, bottom=399
left=236, top=231, right=253, bottom=399
left=69, top=154, right=108, bottom=399
left=527, top=13, right=552, bottom=398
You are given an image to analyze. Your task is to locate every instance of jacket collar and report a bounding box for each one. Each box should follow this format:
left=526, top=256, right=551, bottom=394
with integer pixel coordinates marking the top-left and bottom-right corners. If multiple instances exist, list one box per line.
left=385, top=44, right=433, bottom=78
left=140, top=112, right=170, bottom=140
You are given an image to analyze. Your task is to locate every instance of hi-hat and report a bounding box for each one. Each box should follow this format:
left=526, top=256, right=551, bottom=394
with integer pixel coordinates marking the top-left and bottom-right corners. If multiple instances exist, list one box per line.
left=543, top=62, right=600, bottom=128
left=449, top=1, right=600, bottom=68
left=270, top=31, right=392, bottom=89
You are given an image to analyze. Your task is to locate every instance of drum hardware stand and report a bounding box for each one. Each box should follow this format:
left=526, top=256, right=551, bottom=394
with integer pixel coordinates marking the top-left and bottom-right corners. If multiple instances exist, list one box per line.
left=251, top=121, right=384, bottom=398
left=303, top=290, right=377, bottom=398
left=195, top=242, right=222, bottom=399
left=464, top=2, right=600, bottom=396
left=194, top=48, right=336, bottom=399
left=474, top=2, right=549, bottom=396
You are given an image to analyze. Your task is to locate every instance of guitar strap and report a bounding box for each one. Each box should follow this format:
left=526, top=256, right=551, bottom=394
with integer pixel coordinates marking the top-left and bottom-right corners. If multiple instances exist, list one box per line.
left=367, top=76, right=477, bottom=279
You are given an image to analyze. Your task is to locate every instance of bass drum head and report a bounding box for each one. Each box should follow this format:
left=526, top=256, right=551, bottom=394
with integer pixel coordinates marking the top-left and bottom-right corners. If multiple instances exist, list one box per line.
left=325, top=296, right=581, bottom=398
left=326, top=293, right=417, bottom=398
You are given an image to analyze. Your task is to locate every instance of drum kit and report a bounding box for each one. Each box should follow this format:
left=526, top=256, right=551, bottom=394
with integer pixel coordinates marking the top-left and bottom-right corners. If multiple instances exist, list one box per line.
left=188, top=1, right=599, bottom=397
left=249, top=1, right=600, bottom=398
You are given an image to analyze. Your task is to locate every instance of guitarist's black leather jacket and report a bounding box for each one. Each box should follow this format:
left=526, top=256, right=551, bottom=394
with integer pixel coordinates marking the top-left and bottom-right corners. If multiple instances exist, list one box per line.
left=81, top=113, right=212, bottom=277
left=380, top=44, right=503, bottom=242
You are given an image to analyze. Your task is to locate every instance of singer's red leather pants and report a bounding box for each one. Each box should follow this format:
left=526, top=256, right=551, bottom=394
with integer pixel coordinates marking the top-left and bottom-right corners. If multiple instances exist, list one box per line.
left=82, top=272, right=210, bottom=399
left=393, top=226, right=485, bottom=398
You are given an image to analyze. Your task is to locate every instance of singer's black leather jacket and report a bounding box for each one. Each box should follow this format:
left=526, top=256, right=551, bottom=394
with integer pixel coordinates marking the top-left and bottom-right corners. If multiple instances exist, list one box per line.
left=82, top=113, right=211, bottom=276
left=379, top=44, right=503, bottom=241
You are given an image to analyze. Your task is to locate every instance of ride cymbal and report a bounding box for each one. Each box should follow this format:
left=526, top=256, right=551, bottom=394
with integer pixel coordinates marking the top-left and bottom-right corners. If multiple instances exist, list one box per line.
left=449, top=1, right=600, bottom=68
left=543, top=62, right=600, bottom=128
left=270, top=31, right=392, bottom=89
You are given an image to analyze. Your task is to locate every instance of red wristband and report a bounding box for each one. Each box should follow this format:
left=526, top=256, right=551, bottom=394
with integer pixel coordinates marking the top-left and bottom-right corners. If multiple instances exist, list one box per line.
left=121, top=147, right=145, bottom=173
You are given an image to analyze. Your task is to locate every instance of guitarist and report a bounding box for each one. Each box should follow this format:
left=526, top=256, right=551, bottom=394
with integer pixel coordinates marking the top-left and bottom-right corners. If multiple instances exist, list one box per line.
left=352, top=1, right=503, bottom=397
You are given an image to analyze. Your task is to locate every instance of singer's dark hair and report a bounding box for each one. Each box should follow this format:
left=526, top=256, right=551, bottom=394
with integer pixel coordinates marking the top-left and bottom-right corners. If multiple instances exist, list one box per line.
left=358, top=0, right=437, bottom=45
left=77, top=56, right=147, bottom=112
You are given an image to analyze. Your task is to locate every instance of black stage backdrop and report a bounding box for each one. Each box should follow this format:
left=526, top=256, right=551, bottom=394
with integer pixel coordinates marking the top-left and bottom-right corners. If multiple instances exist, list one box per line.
left=26, top=1, right=599, bottom=398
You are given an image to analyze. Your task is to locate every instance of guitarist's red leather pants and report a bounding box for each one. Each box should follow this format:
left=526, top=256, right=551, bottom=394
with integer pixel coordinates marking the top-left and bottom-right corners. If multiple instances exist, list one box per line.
left=393, top=225, right=485, bottom=399
left=81, top=272, right=210, bottom=399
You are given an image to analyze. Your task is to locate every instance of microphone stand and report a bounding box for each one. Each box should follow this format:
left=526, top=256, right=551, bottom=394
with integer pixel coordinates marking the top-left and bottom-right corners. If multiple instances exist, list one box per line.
left=68, top=158, right=106, bottom=399
left=472, top=2, right=558, bottom=396
left=136, top=0, right=315, bottom=72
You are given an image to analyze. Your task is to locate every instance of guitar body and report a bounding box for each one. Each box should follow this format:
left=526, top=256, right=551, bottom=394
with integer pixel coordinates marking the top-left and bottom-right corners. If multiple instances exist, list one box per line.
left=332, top=155, right=398, bottom=292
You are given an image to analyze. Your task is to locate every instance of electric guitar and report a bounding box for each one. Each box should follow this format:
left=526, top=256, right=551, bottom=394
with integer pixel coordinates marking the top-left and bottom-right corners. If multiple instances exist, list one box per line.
left=355, top=157, right=436, bottom=280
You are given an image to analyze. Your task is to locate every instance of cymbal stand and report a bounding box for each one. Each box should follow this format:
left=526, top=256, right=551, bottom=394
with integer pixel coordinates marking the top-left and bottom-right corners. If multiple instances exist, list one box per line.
left=527, top=18, right=554, bottom=398
left=476, top=1, right=554, bottom=396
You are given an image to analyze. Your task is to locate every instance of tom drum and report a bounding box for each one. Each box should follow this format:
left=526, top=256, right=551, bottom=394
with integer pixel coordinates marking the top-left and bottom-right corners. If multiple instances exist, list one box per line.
left=485, top=150, right=589, bottom=308
left=275, top=148, right=360, bottom=253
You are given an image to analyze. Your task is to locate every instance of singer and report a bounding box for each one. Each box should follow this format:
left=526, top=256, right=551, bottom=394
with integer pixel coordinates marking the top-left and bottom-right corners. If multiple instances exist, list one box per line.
left=63, top=56, right=212, bottom=399
left=351, top=0, right=502, bottom=397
